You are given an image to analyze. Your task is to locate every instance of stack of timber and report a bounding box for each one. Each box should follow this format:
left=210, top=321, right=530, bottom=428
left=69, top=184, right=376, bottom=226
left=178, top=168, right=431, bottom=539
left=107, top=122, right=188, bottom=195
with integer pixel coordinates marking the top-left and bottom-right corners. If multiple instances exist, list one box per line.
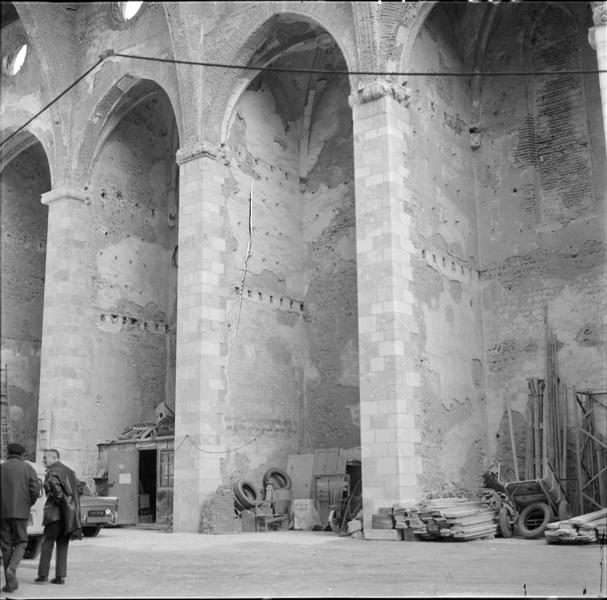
left=524, top=312, right=568, bottom=481
left=393, top=497, right=498, bottom=541
left=544, top=508, right=607, bottom=544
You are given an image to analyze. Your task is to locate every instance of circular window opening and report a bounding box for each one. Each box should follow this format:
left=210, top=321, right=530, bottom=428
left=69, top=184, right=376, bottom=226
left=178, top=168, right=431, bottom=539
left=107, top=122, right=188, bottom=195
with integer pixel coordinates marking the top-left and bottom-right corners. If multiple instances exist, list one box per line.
left=3, top=43, right=27, bottom=76
left=117, top=1, right=143, bottom=21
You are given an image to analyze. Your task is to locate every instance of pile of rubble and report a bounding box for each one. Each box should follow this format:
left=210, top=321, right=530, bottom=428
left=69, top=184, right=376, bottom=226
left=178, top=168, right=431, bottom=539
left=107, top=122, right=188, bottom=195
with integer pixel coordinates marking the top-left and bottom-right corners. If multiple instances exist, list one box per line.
left=544, top=508, right=607, bottom=544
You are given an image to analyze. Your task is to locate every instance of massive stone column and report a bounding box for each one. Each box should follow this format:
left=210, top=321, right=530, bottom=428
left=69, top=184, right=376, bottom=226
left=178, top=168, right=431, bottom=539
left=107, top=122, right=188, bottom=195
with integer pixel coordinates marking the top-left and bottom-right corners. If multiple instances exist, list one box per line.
left=37, top=187, right=91, bottom=469
left=590, top=2, right=607, bottom=147
left=350, top=80, right=423, bottom=529
left=172, top=141, right=228, bottom=532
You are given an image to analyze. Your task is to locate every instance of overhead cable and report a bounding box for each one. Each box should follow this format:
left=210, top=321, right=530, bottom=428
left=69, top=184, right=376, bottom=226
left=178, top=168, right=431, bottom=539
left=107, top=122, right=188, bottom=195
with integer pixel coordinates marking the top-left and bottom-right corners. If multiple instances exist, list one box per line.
left=0, top=54, right=109, bottom=150
left=1, top=48, right=606, bottom=150
left=115, top=51, right=607, bottom=78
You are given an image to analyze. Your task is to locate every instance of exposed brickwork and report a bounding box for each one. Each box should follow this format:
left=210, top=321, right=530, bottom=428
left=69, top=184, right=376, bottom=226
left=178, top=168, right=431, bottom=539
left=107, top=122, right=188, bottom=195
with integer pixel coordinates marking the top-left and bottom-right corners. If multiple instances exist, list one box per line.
left=0, top=141, right=49, bottom=458
left=477, top=2, right=605, bottom=469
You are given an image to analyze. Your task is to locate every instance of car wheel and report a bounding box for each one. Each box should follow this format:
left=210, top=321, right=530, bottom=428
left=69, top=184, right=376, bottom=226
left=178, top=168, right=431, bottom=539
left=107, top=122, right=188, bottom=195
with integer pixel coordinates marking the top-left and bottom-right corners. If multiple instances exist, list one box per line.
left=24, top=536, right=42, bottom=559
left=498, top=506, right=515, bottom=538
left=82, top=526, right=101, bottom=537
left=517, top=502, right=553, bottom=539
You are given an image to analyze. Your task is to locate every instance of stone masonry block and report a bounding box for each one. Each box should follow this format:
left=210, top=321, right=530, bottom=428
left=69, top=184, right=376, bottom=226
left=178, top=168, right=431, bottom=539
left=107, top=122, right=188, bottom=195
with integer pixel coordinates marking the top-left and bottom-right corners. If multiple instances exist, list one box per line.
left=200, top=271, right=220, bottom=286
left=379, top=340, right=404, bottom=356
left=369, top=356, right=384, bottom=371
left=370, top=414, right=389, bottom=429
left=355, top=166, right=370, bottom=179
left=374, top=427, right=397, bottom=443
left=199, top=341, right=221, bottom=356
left=371, top=442, right=389, bottom=458
left=360, top=399, right=379, bottom=416
left=211, top=237, right=226, bottom=252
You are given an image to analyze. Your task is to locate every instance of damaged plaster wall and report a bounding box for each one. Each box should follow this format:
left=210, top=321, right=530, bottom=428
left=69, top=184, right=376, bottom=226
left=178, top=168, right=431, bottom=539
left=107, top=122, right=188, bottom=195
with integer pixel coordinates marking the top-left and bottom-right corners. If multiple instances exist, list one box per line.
left=86, top=88, right=178, bottom=454
left=476, top=3, right=607, bottom=479
left=408, top=6, right=486, bottom=495
left=222, top=30, right=358, bottom=484
left=223, top=80, right=307, bottom=482
left=301, top=74, right=359, bottom=450
left=0, top=142, right=50, bottom=458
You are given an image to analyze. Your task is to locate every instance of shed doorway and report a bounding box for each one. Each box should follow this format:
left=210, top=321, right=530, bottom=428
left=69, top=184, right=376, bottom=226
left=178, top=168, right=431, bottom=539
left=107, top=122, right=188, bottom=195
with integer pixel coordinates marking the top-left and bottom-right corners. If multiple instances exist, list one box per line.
left=138, top=449, right=157, bottom=523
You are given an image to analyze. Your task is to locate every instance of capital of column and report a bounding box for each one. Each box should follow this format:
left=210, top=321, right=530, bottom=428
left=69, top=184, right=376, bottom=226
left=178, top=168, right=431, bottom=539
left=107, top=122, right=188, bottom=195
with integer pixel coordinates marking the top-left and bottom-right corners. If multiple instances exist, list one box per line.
left=176, top=140, right=225, bottom=166
left=348, top=78, right=411, bottom=108
left=41, top=186, right=88, bottom=206
left=591, top=2, right=607, bottom=27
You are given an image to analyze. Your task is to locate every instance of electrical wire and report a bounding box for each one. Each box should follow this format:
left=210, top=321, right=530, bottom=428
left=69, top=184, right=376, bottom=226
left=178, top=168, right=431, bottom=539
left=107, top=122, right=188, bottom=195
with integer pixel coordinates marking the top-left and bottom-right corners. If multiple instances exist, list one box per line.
left=115, top=52, right=607, bottom=78
left=2, top=48, right=606, bottom=151
left=0, top=54, right=108, bottom=150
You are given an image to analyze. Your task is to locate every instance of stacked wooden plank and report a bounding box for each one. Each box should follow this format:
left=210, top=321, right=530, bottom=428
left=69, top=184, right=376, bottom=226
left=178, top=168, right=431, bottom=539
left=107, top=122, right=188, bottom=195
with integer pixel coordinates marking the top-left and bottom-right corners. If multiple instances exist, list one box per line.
left=544, top=508, right=607, bottom=544
left=393, top=498, right=498, bottom=541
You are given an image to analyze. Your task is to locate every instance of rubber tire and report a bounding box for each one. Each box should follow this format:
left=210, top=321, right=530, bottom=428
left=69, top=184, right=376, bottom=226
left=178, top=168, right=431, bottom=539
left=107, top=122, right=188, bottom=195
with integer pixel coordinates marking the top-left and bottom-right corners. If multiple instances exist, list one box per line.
left=262, top=468, right=292, bottom=490
left=82, top=526, right=101, bottom=537
left=233, top=480, right=261, bottom=510
left=24, top=536, right=42, bottom=559
left=558, top=500, right=571, bottom=522
left=518, top=502, right=553, bottom=539
left=498, top=506, right=515, bottom=538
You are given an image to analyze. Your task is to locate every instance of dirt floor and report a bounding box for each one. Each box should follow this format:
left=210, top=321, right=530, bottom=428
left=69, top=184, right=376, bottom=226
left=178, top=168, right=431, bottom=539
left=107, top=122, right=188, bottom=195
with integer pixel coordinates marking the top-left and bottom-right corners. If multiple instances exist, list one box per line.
left=1, top=527, right=603, bottom=599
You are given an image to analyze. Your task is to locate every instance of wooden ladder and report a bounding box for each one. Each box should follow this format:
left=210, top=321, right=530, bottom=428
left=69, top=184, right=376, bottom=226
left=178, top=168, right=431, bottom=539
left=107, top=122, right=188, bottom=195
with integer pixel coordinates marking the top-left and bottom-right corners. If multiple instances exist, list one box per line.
left=0, top=365, right=11, bottom=461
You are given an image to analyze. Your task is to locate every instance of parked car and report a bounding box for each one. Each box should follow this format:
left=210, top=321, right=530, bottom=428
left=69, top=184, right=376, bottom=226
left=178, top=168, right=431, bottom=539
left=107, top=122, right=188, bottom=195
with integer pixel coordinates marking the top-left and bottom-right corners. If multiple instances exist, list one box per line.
left=79, top=480, right=119, bottom=537
left=22, top=463, right=119, bottom=559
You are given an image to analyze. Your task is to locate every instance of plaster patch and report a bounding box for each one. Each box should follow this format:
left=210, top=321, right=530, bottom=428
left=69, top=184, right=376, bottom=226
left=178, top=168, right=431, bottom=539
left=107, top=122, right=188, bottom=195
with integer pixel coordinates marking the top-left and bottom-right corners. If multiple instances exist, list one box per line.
left=266, top=337, right=292, bottom=365
left=96, top=237, right=171, bottom=315
left=338, top=337, right=359, bottom=387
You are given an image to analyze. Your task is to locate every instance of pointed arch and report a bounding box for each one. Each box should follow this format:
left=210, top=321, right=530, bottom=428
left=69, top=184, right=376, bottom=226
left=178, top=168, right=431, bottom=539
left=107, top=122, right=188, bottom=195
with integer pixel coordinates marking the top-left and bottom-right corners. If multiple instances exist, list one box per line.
left=71, top=73, right=182, bottom=188
left=201, top=3, right=357, bottom=145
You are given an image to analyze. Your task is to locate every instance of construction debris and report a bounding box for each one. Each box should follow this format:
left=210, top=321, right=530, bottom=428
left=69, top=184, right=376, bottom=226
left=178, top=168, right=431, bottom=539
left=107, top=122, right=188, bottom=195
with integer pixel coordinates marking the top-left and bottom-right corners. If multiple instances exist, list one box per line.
left=544, top=508, right=607, bottom=544
left=392, top=497, right=499, bottom=541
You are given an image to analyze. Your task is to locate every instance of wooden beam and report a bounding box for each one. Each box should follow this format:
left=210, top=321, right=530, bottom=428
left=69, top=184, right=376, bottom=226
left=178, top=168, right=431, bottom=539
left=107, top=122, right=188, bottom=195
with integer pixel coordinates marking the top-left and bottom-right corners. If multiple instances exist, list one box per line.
left=574, top=386, right=584, bottom=514
left=506, top=391, right=519, bottom=481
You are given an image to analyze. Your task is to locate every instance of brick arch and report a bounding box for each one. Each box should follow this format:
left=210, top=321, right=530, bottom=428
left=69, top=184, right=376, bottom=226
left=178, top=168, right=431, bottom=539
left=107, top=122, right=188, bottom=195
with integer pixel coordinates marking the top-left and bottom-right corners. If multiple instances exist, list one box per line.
left=71, top=72, right=182, bottom=188
left=0, top=128, right=52, bottom=180
left=1, top=121, right=56, bottom=186
left=522, top=2, right=584, bottom=65
left=396, top=1, right=437, bottom=72
left=162, top=3, right=204, bottom=147
left=202, top=3, right=358, bottom=145
left=13, top=2, right=83, bottom=187
left=351, top=2, right=381, bottom=73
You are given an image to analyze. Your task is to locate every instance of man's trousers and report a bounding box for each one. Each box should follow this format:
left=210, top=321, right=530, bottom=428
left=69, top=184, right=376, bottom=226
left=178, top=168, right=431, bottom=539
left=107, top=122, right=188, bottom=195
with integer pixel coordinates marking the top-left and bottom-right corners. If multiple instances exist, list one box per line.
left=0, top=518, right=28, bottom=572
left=37, top=521, right=70, bottom=578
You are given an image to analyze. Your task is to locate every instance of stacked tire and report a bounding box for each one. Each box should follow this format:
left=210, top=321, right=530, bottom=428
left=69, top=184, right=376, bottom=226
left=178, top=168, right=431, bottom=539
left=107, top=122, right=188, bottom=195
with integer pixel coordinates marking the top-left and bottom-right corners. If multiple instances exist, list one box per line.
left=232, top=468, right=292, bottom=511
left=262, top=468, right=292, bottom=491
left=233, top=480, right=262, bottom=511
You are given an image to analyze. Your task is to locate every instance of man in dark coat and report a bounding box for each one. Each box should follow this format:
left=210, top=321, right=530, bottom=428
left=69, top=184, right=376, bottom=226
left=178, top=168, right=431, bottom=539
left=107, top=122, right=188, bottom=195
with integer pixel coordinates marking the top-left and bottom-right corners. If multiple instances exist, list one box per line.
left=35, top=449, right=82, bottom=585
left=0, top=442, right=41, bottom=593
